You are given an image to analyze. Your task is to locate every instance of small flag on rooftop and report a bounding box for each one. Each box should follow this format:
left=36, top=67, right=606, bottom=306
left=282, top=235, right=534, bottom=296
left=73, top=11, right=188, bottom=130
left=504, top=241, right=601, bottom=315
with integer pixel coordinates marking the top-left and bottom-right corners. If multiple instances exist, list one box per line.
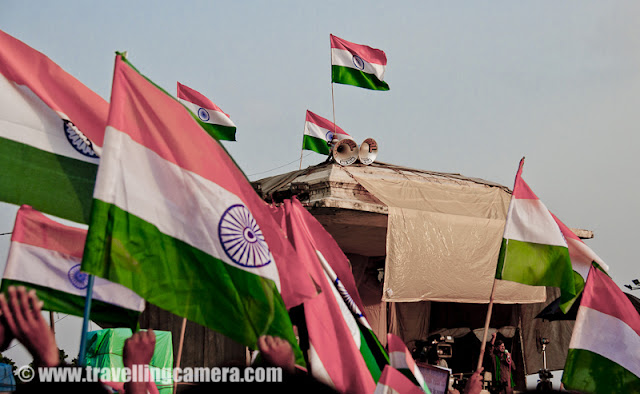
left=303, top=110, right=351, bottom=155
left=331, top=34, right=389, bottom=91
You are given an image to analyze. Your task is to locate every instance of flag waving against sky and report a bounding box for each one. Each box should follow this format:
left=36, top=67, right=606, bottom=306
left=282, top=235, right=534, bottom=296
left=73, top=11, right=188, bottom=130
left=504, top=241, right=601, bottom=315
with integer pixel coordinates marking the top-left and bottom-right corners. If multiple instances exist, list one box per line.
left=0, top=29, right=107, bottom=224
left=495, top=158, right=576, bottom=311
left=330, top=34, right=389, bottom=91
left=81, top=54, right=314, bottom=365
left=303, top=110, right=351, bottom=155
left=1, top=205, right=144, bottom=328
left=551, top=212, right=610, bottom=311
left=562, top=265, right=640, bottom=393
left=177, top=81, right=236, bottom=141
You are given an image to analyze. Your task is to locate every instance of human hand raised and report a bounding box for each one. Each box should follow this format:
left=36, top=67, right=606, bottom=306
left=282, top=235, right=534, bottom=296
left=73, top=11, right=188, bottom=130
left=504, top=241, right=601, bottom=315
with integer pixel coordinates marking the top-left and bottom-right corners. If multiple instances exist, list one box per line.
left=0, top=286, right=59, bottom=367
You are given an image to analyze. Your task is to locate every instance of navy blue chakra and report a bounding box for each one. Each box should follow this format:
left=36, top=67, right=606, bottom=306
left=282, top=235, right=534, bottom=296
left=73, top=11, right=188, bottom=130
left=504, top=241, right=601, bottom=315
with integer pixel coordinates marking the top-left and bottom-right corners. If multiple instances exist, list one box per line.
left=197, top=108, right=210, bottom=122
left=63, top=120, right=98, bottom=158
left=352, top=54, right=365, bottom=70
left=68, top=264, right=89, bottom=289
left=325, top=131, right=334, bottom=143
left=218, top=204, right=272, bottom=268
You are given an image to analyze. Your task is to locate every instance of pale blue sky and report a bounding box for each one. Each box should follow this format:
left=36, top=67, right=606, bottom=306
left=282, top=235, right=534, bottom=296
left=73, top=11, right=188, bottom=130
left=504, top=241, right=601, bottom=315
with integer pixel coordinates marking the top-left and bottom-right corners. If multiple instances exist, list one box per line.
left=1, top=1, right=639, bottom=367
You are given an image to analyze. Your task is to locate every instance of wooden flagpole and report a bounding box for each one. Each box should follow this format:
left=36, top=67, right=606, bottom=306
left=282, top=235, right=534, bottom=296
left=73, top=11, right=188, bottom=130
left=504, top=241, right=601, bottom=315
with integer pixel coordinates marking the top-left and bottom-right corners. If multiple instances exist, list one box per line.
left=476, top=157, right=523, bottom=371
left=49, top=311, right=55, bottom=334
left=173, top=317, right=188, bottom=392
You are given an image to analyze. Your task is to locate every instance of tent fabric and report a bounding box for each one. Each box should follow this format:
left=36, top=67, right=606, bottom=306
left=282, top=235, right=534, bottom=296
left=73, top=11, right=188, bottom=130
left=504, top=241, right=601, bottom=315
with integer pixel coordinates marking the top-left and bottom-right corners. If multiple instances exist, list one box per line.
left=348, top=171, right=546, bottom=304
left=85, top=328, right=173, bottom=394
left=388, top=301, right=431, bottom=344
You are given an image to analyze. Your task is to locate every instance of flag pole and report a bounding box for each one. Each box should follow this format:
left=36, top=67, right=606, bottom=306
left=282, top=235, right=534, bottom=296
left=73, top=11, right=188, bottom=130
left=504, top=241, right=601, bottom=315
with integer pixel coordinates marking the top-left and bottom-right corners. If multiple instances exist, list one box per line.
left=49, top=311, right=55, bottom=334
left=77, top=274, right=95, bottom=366
left=299, top=116, right=306, bottom=170
left=476, top=157, right=524, bottom=371
left=173, top=317, right=188, bottom=393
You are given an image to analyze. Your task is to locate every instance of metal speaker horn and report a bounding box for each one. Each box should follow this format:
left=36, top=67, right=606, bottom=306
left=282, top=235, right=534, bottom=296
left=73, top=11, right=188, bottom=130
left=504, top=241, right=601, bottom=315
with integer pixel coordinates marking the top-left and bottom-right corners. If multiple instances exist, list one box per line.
left=358, top=138, right=378, bottom=165
left=332, top=138, right=359, bottom=166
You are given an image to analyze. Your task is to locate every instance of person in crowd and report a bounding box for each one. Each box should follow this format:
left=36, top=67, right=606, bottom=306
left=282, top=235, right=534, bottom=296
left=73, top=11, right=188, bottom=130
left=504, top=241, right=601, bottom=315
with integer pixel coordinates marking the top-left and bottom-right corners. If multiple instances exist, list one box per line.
left=488, top=332, right=515, bottom=394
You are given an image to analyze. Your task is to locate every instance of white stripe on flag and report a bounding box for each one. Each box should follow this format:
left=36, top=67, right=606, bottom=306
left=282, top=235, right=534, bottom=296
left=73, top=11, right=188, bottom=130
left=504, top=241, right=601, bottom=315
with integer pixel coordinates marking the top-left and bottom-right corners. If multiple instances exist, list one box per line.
left=570, top=306, right=640, bottom=378
left=331, top=48, right=386, bottom=81
left=0, top=74, right=99, bottom=164
left=322, top=270, right=361, bottom=349
left=503, top=199, right=567, bottom=246
left=94, top=127, right=281, bottom=287
left=304, top=121, right=349, bottom=141
left=179, top=99, right=236, bottom=128
left=389, top=352, right=410, bottom=370
left=5, top=242, right=144, bottom=311
left=374, top=383, right=401, bottom=394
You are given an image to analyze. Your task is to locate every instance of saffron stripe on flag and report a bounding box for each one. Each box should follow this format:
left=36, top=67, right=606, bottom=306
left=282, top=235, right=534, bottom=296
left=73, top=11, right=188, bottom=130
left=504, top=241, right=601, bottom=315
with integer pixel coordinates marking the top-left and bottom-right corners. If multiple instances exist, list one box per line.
left=94, top=128, right=281, bottom=287
left=330, top=35, right=387, bottom=65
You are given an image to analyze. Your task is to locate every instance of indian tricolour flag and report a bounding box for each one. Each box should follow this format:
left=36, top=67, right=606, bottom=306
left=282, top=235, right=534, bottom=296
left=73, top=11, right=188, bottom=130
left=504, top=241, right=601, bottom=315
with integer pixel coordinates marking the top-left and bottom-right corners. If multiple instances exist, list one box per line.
left=177, top=82, right=236, bottom=141
left=303, top=110, right=351, bottom=155
left=1, top=205, right=144, bottom=328
left=81, top=54, right=309, bottom=365
left=562, top=265, right=640, bottom=393
left=495, top=158, right=576, bottom=311
left=0, top=29, right=107, bottom=224
left=552, top=212, right=610, bottom=311
left=387, top=334, right=430, bottom=393
left=331, top=34, right=389, bottom=91
left=374, top=366, right=426, bottom=394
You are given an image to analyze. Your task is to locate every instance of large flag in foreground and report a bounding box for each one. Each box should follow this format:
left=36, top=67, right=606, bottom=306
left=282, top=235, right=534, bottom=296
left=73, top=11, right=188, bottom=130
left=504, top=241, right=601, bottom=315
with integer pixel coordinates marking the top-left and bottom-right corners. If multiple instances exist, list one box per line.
left=1, top=206, right=144, bottom=328
left=331, top=34, right=389, bottom=91
left=495, top=158, right=575, bottom=311
left=562, top=265, right=640, bottom=393
left=177, top=82, right=236, bottom=141
left=81, top=54, right=315, bottom=364
left=0, top=29, right=107, bottom=224
left=387, top=333, right=430, bottom=393
left=280, top=199, right=376, bottom=393
left=303, top=110, right=351, bottom=155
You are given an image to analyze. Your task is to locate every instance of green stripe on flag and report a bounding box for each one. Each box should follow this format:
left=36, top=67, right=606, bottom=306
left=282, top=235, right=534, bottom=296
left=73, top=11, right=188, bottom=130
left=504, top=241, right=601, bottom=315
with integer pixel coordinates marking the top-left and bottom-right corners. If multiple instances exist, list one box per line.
left=0, top=137, right=97, bottom=224
left=563, top=348, right=640, bottom=393
left=496, top=238, right=574, bottom=295
left=0, top=279, right=140, bottom=329
left=81, top=199, right=304, bottom=365
left=194, top=119, right=236, bottom=142
left=331, top=65, right=389, bottom=91
left=359, top=322, right=389, bottom=383
left=303, top=134, right=331, bottom=155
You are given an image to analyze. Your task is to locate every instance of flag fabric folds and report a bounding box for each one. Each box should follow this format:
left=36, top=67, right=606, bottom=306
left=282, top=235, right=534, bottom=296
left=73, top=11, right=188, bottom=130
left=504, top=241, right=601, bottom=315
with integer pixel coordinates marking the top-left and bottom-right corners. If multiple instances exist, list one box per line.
left=331, top=34, right=389, bottom=91
left=81, top=54, right=314, bottom=365
left=0, top=29, right=108, bottom=224
left=374, top=365, right=426, bottom=394
left=303, top=110, right=351, bottom=155
left=495, top=158, right=575, bottom=311
left=177, top=82, right=236, bottom=141
left=562, top=265, right=640, bottom=393
left=279, top=199, right=376, bottom=393
left=1, top=205, right=144, bottom=328
left=387, top=333, right=430, bottom=393
left=551, top=213, right=610, bottom=311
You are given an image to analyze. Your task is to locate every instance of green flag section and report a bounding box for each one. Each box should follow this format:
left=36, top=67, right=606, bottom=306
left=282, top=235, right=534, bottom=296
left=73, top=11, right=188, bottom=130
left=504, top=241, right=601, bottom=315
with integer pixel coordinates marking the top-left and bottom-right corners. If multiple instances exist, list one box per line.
left=495, top=158, right=575, bottom=312
left=82, top=54, right=314, bottom=366
left=0, top=205, right=144, bottom=328
left=331, top=34, right=389, bottom=91
left=177, top=82, right=236, bottom=141
left=0, top=29, right=107, bottom=224
left=387, top=334, right=430, bottom=393
left=303, top=110, right=351, bottom=155
left=85, top=328, right=173, bottom=394
left=562, top=266, right=640, bottom=393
